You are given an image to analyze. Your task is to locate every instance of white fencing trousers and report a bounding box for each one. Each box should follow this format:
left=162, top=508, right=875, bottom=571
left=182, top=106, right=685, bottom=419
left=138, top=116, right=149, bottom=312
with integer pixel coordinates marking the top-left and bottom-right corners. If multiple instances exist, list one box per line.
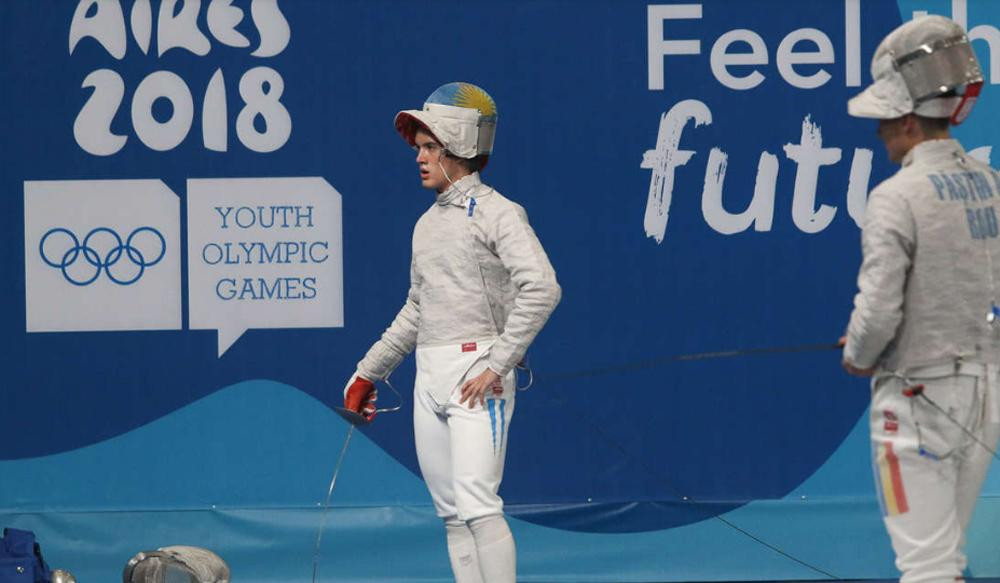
left=414, top=340, right=516, bottom=521
left=870, top=363, right=1000, bottom=583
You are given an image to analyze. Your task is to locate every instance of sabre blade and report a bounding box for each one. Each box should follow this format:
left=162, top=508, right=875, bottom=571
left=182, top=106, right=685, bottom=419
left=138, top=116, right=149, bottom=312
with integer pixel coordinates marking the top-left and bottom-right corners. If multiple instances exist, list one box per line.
left=310, top=376, right=404, bottom=582
left=541, top=342, right=842, bottom=383
left=311, top=424, right=355, bottom=583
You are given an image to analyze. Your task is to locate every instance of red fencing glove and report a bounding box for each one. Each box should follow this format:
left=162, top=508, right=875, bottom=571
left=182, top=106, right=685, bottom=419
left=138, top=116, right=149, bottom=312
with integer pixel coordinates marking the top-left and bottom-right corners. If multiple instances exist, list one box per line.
left=344, top=374, right=377, bottom=421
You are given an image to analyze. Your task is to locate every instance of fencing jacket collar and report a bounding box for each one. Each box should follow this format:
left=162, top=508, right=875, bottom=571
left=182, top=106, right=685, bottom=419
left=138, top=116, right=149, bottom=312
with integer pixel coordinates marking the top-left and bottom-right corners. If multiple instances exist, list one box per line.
left=902, top=138, right=963, bottom=168
left=436, top=172, right=483, bottom=207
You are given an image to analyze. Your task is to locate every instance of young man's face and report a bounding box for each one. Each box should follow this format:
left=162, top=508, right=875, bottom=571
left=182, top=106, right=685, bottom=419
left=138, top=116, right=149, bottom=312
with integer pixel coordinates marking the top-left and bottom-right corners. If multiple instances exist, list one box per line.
left=413, top=129, right=466, bottom=192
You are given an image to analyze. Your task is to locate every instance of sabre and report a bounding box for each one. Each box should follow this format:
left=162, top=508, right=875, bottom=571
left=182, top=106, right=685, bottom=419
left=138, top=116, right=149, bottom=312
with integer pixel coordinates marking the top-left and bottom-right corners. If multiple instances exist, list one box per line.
left=539, top=342, right=842, bottom=383
left=311, top=377, right=403, bottom=583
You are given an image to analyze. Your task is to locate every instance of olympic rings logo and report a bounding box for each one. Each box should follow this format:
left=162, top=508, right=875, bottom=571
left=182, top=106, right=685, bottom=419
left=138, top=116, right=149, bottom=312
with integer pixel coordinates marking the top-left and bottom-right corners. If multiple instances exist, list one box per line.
left=39, top=227, right=166, bottom=286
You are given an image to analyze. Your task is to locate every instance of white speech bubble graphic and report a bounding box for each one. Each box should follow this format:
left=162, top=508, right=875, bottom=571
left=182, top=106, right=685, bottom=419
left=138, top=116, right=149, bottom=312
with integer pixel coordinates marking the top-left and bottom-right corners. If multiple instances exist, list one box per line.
left=187, top=177, right=343, bottom=357
left=24, top=179, right=182, bottom=333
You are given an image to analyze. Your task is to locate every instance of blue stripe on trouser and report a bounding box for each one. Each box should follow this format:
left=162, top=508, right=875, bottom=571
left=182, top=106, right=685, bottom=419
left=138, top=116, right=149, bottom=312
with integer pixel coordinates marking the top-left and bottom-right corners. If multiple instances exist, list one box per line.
left=487, top=398, right=498, bottom=454
left=499, top=399, right=506, bottom=453
left=487, top=398, right=508, bottom=456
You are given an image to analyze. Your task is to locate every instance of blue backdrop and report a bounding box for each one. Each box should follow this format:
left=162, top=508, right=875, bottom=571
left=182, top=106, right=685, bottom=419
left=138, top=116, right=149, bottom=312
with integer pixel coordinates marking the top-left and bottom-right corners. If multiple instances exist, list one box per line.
left=1, top=0, right=998, bottom=581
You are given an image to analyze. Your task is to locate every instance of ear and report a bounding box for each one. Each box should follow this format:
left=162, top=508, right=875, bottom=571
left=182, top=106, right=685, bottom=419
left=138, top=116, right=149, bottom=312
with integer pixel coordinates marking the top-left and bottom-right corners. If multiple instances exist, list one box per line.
left=901, top=114, right=921, bottom=137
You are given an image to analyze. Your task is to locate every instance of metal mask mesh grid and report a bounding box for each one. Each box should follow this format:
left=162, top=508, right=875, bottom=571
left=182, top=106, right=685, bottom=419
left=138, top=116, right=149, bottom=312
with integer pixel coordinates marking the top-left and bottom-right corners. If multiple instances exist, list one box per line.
left=894, top=35, right=983, bottom=105
left=123, top=546, right=229, bottom=583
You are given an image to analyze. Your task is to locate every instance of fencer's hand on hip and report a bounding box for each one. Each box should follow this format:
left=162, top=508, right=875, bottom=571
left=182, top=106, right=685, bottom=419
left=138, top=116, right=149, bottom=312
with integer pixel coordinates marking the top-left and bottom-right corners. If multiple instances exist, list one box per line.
left=459, top=368, right=501, bottom=409
left=344, top=374, right=378, bottom=421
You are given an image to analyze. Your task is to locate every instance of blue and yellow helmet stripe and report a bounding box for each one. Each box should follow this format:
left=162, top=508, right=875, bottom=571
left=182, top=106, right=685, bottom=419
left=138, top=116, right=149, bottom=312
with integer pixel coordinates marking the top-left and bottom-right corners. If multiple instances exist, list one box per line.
left=425, top=82, right=498, bottom=121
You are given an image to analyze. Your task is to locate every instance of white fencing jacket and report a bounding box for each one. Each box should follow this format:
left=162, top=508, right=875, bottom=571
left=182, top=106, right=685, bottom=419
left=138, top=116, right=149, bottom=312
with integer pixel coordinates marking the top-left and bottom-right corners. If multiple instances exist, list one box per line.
left=845, top=139, right=1000, bottom=372
left=358, top=172, right=561, bottom=379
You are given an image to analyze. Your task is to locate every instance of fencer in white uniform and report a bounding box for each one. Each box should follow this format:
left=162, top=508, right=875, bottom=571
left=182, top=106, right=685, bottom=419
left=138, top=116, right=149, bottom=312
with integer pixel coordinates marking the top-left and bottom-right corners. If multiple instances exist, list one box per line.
left=343, top=82, right=561, bottom=583
left=842, top=16, right=1000, bottom=583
